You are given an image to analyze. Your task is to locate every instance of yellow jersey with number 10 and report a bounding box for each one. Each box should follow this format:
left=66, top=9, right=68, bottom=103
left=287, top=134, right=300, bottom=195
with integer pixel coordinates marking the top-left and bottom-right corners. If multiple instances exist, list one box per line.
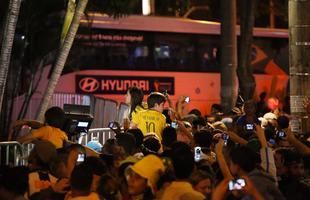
left=131, top=109, right=166, bottom=140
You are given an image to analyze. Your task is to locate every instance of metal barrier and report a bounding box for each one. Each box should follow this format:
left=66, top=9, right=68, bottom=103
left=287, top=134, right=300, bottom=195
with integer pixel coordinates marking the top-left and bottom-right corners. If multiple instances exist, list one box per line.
left=19, top=128, right=115, bottom=155
left=0, top=128, right=115, bottom=166
left=16, top=127, right=115, bottom=159
left=0, top=141, right=25, bottom=166
left=21, top=143, right=35, bottom=165
left=78, top=128, right=115, bottom=146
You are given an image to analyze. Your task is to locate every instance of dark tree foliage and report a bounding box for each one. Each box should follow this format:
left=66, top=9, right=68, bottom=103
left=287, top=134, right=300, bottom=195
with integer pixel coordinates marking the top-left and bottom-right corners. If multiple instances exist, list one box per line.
left=0, top=0, right=147, bottom=139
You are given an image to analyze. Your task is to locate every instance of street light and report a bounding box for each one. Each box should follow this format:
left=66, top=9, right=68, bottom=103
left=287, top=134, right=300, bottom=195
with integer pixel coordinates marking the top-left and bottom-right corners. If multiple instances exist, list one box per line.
left=142, top=0, right=154, bottom=15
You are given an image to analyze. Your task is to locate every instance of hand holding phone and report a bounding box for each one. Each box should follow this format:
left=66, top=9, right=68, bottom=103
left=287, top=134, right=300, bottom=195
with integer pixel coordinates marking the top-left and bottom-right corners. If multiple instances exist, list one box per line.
left=171, top=121, right=178, bottom=129
left=194, top=146, right=202, bottom=162
left=184, top=96, right=190, bottom=103
left=228, top=178, right=246, bottom=190
left=276, top=130, right=286, bottom=138
left=108, top=121, right=116, bottom=129
left=77, top=153, right=85, bottom=163
left=108, top=121, right=122, bottom=137
left=222, top=134, right=229, bottom=146
left=245, top=123, right=254, bottom=131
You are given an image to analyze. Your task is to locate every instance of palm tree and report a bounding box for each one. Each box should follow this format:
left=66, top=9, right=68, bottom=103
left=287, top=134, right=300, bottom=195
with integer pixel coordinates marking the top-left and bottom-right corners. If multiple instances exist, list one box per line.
left=220, top=0, right=238, bottom=113
left=0, top=0, right=22, bottom=116
left=237, top=0, right=257, bottom=101
left=36, top=0, right=89, bottom=122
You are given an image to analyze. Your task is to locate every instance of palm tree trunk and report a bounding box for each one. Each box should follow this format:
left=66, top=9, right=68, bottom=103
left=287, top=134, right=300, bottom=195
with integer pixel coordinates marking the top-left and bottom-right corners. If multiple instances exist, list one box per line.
left=237, top=0, right=257, bottom=100
left=36, top=0, right=88, bottom=122
left=269, top=0, right=275, bottom=28
left=220, top=0, right=238, bottom=113
left=0, top=0, right=22, bottom=115
left=289, top=0, right=310, bottom=134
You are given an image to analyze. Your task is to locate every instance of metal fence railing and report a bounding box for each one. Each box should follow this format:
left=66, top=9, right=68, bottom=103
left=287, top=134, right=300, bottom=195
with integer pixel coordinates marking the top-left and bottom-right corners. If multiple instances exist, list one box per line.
left=78, top=128, right=115, bottom=146
left=0, top=141, right=25, bottom=166
left=0, top=128, right=115, bottom=166
left=21, top=143, right=35, bottom=165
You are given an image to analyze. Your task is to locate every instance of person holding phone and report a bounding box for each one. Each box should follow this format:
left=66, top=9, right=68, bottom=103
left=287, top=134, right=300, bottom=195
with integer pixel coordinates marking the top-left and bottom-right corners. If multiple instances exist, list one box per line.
left=211, top=176, right=264, bottom=200
left=235, top=100, right=260, bottom=139
left=228, top=146, right=285, bottom=200
left=273, top=115, right=291, bottom=148
left=159, top=142, right=205, bottom=200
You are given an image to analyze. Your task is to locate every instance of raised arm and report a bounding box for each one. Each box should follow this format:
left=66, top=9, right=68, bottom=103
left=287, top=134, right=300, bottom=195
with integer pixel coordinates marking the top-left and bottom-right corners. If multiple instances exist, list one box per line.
left=255, top=125, right=277, bottom=181
left=215, top=139, right=233, bottom=180
left=255, top=125, right=267, bottom=148
left=16, top=133, right=35, bottom=144
left=14, top=119, right=44, bottom=130
left=226, top=130, right=248, bottom=145
left=175, top=96, right=187, bottom=119
left=286, top=126, right=310, bottom=155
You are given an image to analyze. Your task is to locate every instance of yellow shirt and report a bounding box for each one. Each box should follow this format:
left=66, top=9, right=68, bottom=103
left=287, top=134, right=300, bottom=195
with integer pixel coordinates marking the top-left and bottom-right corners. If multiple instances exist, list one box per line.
left=159, top=181, right=205, bottom=200
left=130, top=103, right=147, bottom=120
left=31, top=126, right=68, bottom=149
left=131, top=109, right=166, bottom=140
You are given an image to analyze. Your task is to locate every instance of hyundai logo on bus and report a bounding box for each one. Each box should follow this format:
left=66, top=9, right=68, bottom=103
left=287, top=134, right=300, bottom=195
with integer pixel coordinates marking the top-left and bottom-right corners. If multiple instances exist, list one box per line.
left=76, top=75, right=175, bottom=95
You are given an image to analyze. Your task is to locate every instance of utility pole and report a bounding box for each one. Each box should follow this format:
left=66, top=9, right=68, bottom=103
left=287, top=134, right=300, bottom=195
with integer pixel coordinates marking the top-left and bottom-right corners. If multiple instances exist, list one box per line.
left=220, top=0, right=238, bottom=113
left=289, top=0, right=310, bottom=134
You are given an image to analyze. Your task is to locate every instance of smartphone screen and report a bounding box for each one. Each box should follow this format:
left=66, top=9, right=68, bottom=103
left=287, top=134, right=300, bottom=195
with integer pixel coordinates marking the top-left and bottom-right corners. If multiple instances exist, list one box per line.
left=171, top=121, right=178, bottom=129
left=108, top=122, right=115, bottom=129
left=77, top=121, right=89, bottom=128
left=194, top=147, right=202, bottom=162
left=245, top=123, right=254, bottom=131
left=77, top=153, right=85, bottom=163
left=277, top=131, right=286, bottom=138
left=222, top=134, right=229, bottom=146
left=228, top=178, right=246, bottom=190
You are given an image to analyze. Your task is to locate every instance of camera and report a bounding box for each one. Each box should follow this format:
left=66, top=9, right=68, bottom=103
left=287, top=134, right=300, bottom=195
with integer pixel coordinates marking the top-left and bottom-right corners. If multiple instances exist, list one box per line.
left=63, top=104, right=93, bottom=138
left=184, top=96, right=190, bottom=103
left=228, top=178, right=246, bottom=190
left=194, top=147, right=202, bottom=162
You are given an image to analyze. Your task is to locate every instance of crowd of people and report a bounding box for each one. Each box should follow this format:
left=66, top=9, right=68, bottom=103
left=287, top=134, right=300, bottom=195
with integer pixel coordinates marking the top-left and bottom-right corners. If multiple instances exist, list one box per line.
left=1, top=87, right=310, bottom=200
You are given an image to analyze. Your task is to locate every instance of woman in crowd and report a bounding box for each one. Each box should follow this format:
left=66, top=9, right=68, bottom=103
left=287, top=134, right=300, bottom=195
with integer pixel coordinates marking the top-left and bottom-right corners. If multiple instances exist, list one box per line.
left=125, top=87, right=145, bottom=121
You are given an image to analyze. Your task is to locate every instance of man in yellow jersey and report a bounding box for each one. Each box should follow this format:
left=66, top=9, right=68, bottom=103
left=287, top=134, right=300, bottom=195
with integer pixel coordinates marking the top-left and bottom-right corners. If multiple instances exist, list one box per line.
left=17, top=107, right=68, bottom=149
left=131, top=92, right=166, bottom=140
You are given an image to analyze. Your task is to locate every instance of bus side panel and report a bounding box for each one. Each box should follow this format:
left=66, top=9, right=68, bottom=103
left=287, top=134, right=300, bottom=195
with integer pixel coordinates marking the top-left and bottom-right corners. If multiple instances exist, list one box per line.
left=55, top=70, right=288, bottom=115
left=56, top=70, right=221, bottom=114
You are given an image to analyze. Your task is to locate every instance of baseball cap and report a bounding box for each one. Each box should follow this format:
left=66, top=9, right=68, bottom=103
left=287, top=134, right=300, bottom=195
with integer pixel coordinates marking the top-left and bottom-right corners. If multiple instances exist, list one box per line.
left=130, top=155, right=165, bottom=193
